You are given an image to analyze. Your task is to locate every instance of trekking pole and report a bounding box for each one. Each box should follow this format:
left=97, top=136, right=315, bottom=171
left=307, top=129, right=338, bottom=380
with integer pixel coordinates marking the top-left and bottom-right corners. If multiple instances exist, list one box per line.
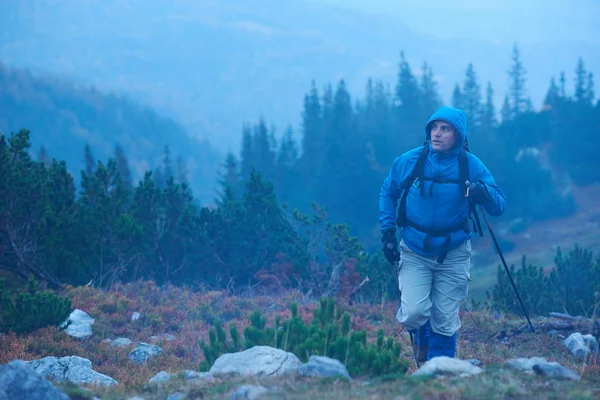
left=477, top=204, right=536, bottom=333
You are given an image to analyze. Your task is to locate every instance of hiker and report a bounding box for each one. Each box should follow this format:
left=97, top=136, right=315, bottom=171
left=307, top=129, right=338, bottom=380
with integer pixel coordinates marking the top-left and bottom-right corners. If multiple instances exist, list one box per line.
left=378, top=106, right=506, bottom=364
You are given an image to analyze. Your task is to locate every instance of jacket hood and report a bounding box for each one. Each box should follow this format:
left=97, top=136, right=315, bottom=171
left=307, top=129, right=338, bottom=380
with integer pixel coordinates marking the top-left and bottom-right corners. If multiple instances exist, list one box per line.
left=425, top=106, right=467, bottom=155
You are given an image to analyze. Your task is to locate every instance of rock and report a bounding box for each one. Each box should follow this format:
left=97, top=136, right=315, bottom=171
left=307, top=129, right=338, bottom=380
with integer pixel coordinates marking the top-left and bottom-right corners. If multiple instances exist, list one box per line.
left=129, top=342, right=163, bottom=365
left=109, top=337, right=132, bottom=348
left=210, top=346, right=302, bottom=377
left=583, top=334, right=598, bottom=352
left=164, top=333, right=176, bottom=341
left=466, top=359, right=483, bottom=367
left=131, top=312, right=141, bottom=321
left=505, top=357, right=580, bottom=381
left=533, top=362, right=580, bottom=381
left=412, top=357, right=483, bottom=377
left=0, top=360, right=70, bottom=400
left=25, top=355, right=117, bottom=387
left=59, top=309, right=94, bottom=338
left=148, top=371, right=171, bottom=385
left=181, top=370, right=215, bottom=385
left=230, top=384, right=268, bottom=400
left=148, top=370, right=214, bottom=386
left=504, top=357, right=548, bottom=374
left=297, top=355, right=351, bottom=380
left=563, top=332, right=596, bottom=359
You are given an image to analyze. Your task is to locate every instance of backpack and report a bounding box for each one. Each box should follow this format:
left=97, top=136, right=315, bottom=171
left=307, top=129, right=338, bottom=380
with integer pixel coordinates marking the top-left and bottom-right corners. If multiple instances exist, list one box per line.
left=395, top=137, right=483, bottom=263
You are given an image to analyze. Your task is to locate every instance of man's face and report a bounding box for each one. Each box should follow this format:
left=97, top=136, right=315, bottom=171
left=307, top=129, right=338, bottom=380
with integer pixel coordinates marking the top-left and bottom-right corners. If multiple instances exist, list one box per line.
left=430, top=120, right=457, bottom=152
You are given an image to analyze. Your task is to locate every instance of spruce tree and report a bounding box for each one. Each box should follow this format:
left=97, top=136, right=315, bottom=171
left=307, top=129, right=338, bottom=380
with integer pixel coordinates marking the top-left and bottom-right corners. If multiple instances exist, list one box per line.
left=84, top=143, right=95, bottom=177
left=462, top=63, right=483, bottom=131
left=114, top=143, right=133, bottom=191
left=508, top=43, right=527, bottom=118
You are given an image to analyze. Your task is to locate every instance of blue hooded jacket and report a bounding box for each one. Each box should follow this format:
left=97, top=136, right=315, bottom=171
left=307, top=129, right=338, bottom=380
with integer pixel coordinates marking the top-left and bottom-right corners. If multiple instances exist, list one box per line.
left=379, top=106, right=506, bottom=257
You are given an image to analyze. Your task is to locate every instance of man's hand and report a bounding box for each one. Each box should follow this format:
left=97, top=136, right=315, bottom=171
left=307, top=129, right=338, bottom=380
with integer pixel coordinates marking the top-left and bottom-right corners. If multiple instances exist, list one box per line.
left=466, top=180, right=490, bottom=205
left=381, top=229, right=400, bottom=265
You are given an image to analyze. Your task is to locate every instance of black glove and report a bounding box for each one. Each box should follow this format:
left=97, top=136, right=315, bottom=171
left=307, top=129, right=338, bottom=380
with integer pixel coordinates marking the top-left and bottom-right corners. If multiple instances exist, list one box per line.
left=467, top=180, right=490, bottom=205
left=381, top=229, right=400, bottom=265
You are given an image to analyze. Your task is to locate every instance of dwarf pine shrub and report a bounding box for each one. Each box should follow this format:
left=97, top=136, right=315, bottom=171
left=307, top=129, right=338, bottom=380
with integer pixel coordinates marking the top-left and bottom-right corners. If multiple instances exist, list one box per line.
left=199, top=296, right=409, bottom=377
left=488, top=245, right=600, bottom=317
left=0, top=277, right=72, bottom=334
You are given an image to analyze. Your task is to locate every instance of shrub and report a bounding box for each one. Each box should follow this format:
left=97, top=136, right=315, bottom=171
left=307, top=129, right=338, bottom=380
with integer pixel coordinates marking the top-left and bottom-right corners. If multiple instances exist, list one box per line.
left=199, top=296, right=409, bottom=377
left=488, top=245, right=600, bottom=317
left=0, top=277, right=72, bottom=334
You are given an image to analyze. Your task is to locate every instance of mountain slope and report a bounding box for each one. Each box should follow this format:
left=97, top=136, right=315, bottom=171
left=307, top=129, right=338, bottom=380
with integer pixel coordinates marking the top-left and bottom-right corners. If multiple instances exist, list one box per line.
left=0, top=63, right=221, bottom=204
left=2, top=0, right=598, bottom=151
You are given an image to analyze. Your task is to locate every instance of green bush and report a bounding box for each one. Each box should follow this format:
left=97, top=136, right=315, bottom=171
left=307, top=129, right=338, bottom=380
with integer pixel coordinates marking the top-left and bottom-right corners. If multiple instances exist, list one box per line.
left=199, top=296, right=409, bottom=377
left=0, top=277, right=72, bottom=334
left=488, top=245, right=600, bottom=317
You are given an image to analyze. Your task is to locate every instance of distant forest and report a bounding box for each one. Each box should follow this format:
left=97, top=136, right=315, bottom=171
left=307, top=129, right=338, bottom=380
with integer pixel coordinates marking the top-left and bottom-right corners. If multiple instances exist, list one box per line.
left=0, top=62, right=222, bottom=205
left=1, top=44, right=598, bottom=255
left=225, top=45, right=598, bottom=249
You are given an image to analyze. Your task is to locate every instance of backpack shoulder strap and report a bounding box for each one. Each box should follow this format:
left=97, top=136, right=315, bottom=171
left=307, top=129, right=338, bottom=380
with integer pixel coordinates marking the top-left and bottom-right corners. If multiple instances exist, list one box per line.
left=399, top=143, right=429, bottom=195
left=458, top=147, right=469, bottom=195
left=397, top=144, right=429, bottom=227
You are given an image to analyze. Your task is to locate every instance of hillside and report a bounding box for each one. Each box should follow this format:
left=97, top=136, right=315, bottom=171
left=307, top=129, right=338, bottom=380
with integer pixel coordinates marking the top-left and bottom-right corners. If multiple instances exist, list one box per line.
left=469, top=184, right=600, bottom=300
left=1, top=283, right=599, bottom=399
left=2, top=0, right=598, bottom=151
left=0, top=63, right=222, bottom=204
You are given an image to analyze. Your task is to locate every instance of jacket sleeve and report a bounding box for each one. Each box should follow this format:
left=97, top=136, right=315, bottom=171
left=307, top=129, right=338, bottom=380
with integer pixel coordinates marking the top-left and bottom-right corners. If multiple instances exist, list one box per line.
left=470, top=155, right=506, bottom=216
left=379, top=153, right=414, bottom=233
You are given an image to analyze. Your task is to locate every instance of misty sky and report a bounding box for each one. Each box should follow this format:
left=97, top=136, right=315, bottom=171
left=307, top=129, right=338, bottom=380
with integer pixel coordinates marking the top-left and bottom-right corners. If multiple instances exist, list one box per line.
left=317, top=0, right=600, bottom=45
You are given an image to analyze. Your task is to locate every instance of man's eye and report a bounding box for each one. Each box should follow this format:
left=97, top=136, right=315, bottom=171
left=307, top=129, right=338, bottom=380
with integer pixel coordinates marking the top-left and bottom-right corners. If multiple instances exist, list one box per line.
left=442, top=126, right=450, bottom=132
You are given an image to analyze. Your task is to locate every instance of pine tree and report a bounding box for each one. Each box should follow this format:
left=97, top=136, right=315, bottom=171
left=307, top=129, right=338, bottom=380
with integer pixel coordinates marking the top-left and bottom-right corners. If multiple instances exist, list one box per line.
left=559, top=71, right=567, bottom=98
left=586, top=72, right=595, bottom=104
left=162, top=145, right=174, bottom=180
left=239, top=124, right=254, bottom=180
left=544, top=77, right=560, bottom=107
left=395, top=51, right=421, bottom=114
left=176, top=155, right=189, bottom=186
left=251, top=117, right=275, bottom=181
left=462, top=63, right=483, bottom=131
left=38, top=146, right=49, bottom=165
left=501, top=95, right=511, bottom=122
left=216, top=152, right=241, bottom=204
left=508, top=43, right=527, bottom=118
left=277, top=125, right=299, bottom=168
left=84, top=143, right=95, bottom=177
left=451, top=84, right=463, bottom=109
left=481, top=82, right=497, bottom=132
left=419, top=61, right=441, bottom=116
left=574, top=57, right=587, bottom=103
left=114, top=143, right=133, bottom=191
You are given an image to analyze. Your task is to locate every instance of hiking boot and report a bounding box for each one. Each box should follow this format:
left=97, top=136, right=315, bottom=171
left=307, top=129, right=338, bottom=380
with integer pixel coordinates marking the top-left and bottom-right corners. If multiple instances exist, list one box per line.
left=410, top=332, right=429, bottom=366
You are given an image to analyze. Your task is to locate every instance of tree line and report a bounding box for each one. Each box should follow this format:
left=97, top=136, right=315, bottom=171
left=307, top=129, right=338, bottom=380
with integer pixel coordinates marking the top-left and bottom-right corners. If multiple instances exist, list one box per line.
left=226, top=45, right=598, bottom=249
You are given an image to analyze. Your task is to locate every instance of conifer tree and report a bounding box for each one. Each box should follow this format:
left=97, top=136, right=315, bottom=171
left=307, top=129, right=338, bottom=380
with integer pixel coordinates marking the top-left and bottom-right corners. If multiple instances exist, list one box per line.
left=38, top=146, right=49, bottom=166
left=451, top=84, right=463, bottom=109
left=544, top=77, right=560, bottom=107
left=114, top=143, right=133, bottom=191
left=84, top=143, right=95, bottom=177
left=574, top=57, right=587, bottom=103
left=481, top=82, right=498, bottom=132
left=462, top=63, right=483, bottom=131
left=239, top=124, right=254, bottom=181
left=508, top=43, right=527, bottom=118
left=501, top=95, right=511, bottom=123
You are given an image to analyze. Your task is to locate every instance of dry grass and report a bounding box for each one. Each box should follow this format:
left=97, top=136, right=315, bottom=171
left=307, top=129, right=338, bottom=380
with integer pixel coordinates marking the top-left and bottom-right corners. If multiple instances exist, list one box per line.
left=2, top=281, right=600, bottom=399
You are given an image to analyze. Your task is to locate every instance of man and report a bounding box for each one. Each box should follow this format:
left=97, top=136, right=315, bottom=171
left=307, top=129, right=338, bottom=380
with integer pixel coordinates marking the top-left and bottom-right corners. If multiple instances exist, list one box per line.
left=379, top=106, right=506, bottom=365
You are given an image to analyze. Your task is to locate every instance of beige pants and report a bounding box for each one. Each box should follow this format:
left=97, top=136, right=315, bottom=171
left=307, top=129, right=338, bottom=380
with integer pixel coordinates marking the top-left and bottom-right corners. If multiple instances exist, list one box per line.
left=395, top=239, right=471, bottom=336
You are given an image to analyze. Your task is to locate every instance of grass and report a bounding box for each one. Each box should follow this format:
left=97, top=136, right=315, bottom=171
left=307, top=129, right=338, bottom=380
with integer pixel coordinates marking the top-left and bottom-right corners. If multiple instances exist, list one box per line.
left=2, top=280, right=600, bottom=399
